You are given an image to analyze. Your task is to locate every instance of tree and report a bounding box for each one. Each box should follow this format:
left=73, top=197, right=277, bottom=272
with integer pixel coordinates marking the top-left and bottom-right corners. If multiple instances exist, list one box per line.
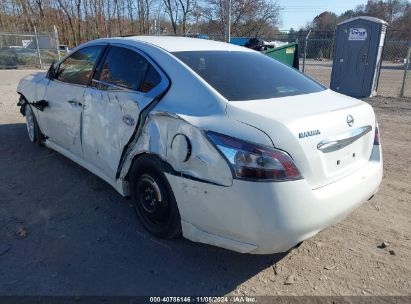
left=56, top=0, right=78, bottom=45
left=163, top=0, right=178, bottom=34
left=202, top=0, right=281, bottom=39
left=302, top=0, right=410, bottom=40
left=363, top=0, right=406, bottom=23
left=390, top=1, right=411, bottom=39
left=0, top=0, right=408, bottom=47
left=312, top=11, right=337, bottom=31
left=178, top=0, right=192, bottom=34
left=337, top=9, right=360, bottom=23
left=287, top=27, right=296, bottom=42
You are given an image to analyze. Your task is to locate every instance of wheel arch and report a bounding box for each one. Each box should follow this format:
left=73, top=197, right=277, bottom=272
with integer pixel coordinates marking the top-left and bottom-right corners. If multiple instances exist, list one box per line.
left=124, top=152, right=174, bottom=183
left=17, top=92, right=28, bottom=116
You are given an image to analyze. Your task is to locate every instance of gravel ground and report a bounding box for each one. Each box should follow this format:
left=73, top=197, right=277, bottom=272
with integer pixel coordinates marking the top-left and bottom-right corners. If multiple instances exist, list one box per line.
left=0, top=70, right=410, bottom=296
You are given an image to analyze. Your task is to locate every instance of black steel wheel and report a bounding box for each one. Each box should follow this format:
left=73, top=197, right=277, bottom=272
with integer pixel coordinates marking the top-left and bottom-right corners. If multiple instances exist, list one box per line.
left=130, top=156, right=181, bottom=239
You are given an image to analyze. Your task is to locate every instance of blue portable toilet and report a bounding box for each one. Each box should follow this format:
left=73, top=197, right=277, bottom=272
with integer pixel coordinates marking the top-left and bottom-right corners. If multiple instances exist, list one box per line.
left=330, top=16, right=388, bottom=97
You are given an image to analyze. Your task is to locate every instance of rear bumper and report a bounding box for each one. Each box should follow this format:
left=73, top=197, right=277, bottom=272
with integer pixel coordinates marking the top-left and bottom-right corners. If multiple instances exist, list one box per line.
left=166, top=145, right=383, bottom=254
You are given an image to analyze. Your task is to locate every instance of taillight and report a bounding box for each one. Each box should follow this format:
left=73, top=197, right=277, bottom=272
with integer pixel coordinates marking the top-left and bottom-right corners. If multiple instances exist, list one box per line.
left=206, top=131, right=302, bottom=181
left=374, top=122, right=380, bottom=145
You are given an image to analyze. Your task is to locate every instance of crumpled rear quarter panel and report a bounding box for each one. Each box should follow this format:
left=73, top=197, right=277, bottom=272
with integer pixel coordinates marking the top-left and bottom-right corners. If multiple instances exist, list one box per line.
left=120, top=112, right=233, bottom=187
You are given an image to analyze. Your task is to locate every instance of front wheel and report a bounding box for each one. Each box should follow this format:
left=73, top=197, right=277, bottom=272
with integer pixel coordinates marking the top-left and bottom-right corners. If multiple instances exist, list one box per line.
left=129, top=156, right=181, bottom=239
left=25, top=104, right=43, bottom=145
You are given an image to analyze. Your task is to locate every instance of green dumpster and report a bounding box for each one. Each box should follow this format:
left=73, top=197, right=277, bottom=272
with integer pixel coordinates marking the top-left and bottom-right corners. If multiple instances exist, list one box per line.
left=264, top=42, right=299, bottom=69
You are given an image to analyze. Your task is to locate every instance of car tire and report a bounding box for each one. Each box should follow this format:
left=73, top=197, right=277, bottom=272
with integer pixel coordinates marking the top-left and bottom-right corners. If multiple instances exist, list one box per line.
left=129, top=155, right=182, bottom=239
left=25, top=104, right=43, bottom=146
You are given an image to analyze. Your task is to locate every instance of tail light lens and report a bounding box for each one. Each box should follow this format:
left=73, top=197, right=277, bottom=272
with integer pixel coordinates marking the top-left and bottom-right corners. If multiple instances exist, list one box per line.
left=206, top=131, right=302, bottom=181
left=374, top=121, right=380, bottom=145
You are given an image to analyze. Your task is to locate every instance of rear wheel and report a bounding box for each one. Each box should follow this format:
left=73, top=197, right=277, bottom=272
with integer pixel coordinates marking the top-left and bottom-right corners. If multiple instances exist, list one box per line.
left=130, top=156, right=181, bottom=239
left=25, top=105, right=43, bottom=146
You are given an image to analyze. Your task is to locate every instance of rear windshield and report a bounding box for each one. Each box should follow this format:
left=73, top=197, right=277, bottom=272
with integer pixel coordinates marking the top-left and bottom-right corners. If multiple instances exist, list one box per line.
left=173, top=51, right=325, bottom=101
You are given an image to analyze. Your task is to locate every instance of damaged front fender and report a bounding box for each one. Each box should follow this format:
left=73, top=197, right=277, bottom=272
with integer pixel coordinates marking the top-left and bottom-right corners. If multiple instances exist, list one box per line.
left=18, top=95, right=48, bottom=116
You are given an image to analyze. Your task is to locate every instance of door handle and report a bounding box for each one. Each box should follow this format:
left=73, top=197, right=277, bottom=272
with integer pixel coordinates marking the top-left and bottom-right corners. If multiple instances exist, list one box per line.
left=67, top=100, right=82, bottom=107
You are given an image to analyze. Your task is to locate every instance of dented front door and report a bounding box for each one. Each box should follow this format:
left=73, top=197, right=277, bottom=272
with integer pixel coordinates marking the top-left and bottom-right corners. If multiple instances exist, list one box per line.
left=38, top=45, right=105, bottom=156
left=40, top=80, right=85, bottom=156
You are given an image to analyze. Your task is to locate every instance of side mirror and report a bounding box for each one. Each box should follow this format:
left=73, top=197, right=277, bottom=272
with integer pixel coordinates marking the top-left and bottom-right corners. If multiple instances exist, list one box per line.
left=47, top=61, right=56, bottom=80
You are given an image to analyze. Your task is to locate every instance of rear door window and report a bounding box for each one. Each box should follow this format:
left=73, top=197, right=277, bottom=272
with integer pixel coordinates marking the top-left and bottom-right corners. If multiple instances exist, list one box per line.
left=98, top=46, right=156, bottom=92
left=140, top=65, right=161, bottom=93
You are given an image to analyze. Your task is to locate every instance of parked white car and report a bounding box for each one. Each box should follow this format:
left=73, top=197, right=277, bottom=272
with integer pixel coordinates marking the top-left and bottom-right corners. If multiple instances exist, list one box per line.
left=17, top=36, right=383, bottom=254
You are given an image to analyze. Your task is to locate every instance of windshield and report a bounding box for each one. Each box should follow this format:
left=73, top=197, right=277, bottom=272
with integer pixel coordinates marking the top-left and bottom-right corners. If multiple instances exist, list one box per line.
left=173, top=51, right=325, bottom=101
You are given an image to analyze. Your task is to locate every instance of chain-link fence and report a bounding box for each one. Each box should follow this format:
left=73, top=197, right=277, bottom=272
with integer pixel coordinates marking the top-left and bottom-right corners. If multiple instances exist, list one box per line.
left=378, top=40, right=411, bottom=97
left=1, top=28, right=410, bottom=97
left=0, top=28, right=61, bottom=69
left=296, top=33, right=410, bottom=98
left=300, top=38, right=334, bottom=88
left=233, top=31, right=410, bottom=98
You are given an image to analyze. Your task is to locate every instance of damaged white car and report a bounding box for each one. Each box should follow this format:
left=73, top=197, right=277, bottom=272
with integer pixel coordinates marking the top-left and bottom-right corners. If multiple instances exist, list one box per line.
left=17, top=37, right=383, bottom=254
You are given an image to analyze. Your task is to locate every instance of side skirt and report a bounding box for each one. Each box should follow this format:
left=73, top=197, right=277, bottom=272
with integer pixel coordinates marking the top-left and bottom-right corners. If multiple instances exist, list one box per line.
left=44, top=139, right=129, bottom=196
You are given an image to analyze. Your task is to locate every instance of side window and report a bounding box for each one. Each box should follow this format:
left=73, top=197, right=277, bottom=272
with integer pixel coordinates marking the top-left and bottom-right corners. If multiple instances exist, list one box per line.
left=98, top=47, right=150, bottom=91
left=55, top=46, right=103, bottom=85
left=141, top=65, right=161, bottom=93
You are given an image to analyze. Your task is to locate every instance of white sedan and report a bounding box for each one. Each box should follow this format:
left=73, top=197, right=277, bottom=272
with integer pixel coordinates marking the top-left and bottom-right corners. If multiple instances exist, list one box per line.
left=17, top=36, right=383, bottom=254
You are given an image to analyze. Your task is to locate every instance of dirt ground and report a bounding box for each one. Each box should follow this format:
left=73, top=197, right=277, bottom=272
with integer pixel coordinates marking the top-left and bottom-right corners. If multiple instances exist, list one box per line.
left=0, top=70, right=410, bottom=296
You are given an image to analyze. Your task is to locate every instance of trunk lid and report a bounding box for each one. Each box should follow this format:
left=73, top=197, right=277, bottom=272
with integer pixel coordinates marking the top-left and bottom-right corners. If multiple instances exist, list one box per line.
left=226, top=89, right=376, bottom=189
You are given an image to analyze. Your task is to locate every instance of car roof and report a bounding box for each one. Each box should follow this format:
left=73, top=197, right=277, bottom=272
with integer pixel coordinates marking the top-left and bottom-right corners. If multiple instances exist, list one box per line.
left=104, top=36, right=254, bottom=53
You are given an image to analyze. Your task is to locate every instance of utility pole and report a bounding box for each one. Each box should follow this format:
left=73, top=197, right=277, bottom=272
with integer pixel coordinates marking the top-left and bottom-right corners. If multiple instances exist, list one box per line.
left=54, top=25, right=61, bottom=61
left=34, top=26, right=43, bottom=69
left=226, top=0, right=231, bottom=43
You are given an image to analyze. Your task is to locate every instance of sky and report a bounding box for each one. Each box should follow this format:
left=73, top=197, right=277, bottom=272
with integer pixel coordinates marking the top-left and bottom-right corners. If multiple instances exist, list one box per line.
left=277, top=0, right=368, bottom=31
